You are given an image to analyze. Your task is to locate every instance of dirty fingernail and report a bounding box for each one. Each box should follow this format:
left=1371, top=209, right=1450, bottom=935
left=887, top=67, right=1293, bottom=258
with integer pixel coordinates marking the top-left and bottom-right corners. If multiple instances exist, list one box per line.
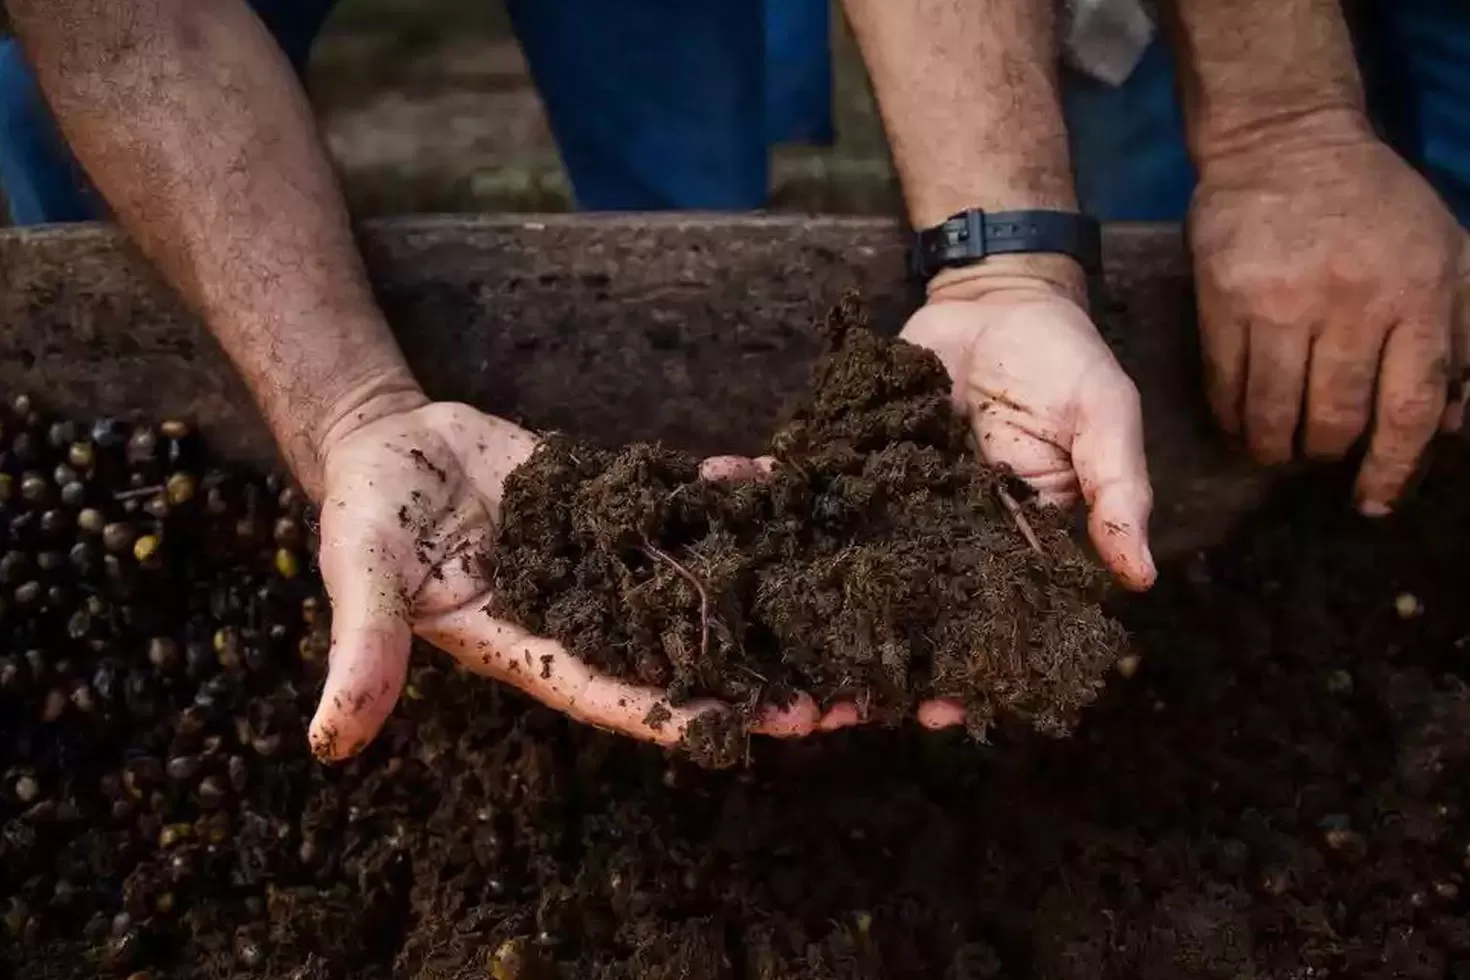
left=1359, top=499, right=1391, bottom=518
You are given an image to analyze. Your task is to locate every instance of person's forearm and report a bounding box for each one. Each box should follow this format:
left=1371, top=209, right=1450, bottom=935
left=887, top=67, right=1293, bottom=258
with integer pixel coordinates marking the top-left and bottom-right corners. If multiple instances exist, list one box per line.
left=841, top=0, right=1077, bottom=228
left=9, top=0, right=425, bottom=499
left=1166, top=0, right=1370, bottom=166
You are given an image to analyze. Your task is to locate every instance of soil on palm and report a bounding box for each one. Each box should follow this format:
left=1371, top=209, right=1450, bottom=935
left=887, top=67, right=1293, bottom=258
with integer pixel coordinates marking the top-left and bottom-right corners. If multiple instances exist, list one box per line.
left=488, top=295, right=1128, bottom=761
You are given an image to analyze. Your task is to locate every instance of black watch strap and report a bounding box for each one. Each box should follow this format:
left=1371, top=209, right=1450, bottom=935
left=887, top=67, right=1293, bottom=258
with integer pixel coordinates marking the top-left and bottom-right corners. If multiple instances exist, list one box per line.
left=909, top=208, right=1102, bottom=281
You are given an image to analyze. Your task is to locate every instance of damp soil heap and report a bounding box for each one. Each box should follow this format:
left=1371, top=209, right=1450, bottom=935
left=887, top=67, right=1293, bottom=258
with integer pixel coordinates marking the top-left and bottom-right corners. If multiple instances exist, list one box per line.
left=488, top=296, right=1126, bottom=759
left=11, top=374, right=1470, bottom=979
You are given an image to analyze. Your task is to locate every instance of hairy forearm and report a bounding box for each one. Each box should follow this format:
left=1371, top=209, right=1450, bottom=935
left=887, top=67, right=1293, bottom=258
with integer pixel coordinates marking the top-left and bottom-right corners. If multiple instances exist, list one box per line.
left=841, top=0, right=1076, bottom=227
left=9, top=0, right=424, bottom=498
left=1166, top=0, right=1369, bottom=165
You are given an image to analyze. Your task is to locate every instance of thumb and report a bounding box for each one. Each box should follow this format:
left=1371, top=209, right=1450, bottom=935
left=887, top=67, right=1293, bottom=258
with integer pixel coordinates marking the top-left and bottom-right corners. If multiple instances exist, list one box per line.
left=1070, top=372, right=1156, bottom=591
left=1445, top=237, right=1470, bottom=433
left=310, top=529, right=412, bottom=761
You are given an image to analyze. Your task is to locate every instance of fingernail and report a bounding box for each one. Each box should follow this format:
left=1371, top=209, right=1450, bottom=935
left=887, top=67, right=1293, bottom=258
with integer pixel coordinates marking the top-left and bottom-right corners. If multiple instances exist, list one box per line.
left=1359, top=499, right=1391, bottom=518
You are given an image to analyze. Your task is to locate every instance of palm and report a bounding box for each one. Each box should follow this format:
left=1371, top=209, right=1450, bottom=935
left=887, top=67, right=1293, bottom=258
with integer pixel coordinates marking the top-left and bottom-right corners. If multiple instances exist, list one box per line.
left=901, top=290, right=1154, bottom=590
left=306, top=403, right=820, bottom=760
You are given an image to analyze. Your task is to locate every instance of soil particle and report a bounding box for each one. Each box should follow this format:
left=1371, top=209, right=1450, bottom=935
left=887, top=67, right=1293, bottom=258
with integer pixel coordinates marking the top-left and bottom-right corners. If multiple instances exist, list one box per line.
left=488, top=296, right=1128, bottom=753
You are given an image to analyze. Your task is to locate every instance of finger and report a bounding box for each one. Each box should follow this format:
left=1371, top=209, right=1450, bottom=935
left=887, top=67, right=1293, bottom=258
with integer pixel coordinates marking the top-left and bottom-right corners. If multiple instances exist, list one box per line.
left=311, top=529, right=411, bottom=761
left=1302, top=330, right=1382, bottom=459
left=1071, top=369, right=1157, bottom=590
left=422, top=604, right=729, bottom=747
left=1356, top=319, right=1449, bottom=516
left=1243, top=327, right=1311, bottom=465
left=1445, top=264, right=1470, bottom=433
left=750, top=692, right=822, bottom=738
left=917, top=699, right=966, bottom=730
left=1199, top=313, right=1249, bottom=437
left=699, top=455, right=776, bottom=482
left=817, top=702, right=864, bottom=732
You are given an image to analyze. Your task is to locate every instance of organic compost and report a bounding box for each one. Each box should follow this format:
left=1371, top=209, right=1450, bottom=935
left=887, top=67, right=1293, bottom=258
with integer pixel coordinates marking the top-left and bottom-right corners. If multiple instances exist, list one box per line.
left=489, top=296, right=1127, bottom=762
left=8, top=375, right=1470, bottom=979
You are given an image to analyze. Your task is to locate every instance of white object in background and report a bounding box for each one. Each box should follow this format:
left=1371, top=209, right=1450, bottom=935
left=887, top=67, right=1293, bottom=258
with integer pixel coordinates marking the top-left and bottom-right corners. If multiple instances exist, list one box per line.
left=1061, top=0, right=1156, bottom=87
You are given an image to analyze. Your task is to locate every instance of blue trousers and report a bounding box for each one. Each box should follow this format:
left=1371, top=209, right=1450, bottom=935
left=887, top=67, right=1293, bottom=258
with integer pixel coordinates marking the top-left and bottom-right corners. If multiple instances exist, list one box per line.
left=1061, top=0, right=1470, bottom=227
left=0, top=0, right=835, bottom=224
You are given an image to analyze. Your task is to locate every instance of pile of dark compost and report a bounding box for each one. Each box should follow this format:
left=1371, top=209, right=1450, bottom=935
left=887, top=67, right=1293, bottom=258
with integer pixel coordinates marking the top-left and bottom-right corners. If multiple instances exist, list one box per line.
left=8, top=382, right=1470, bottom=980
left=488, top=296, right=1127, bottom=761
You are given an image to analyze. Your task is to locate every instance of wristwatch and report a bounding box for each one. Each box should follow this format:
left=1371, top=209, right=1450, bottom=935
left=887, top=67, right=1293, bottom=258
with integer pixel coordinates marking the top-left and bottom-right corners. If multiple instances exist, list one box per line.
left=909, top=208, right=1103, bottom=281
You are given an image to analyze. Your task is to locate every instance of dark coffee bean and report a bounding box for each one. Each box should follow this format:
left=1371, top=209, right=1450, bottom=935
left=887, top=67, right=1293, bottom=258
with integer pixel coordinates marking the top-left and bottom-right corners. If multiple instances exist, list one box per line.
left=36, top=552, right=63, bottom=573
left=90, top=419, right=127, bottom=450
left=132, top=534, right=161, bottom=566
left=105, top=930, right=142, bottom=970
left=11, top=432, right=38, bottom=464
left=102, top=522, right=135, bottom=554
left=214, top=628, right=242, bottom=669
left=166, top=756, right=201, bottom=781
left=198, top=777, right=226, bottom=808
left=92, top=661, right=120, bottom=702
left=14, top=581, right=41, bottom=605
left=184, top=641, right=213, bottom=677
left=165, top=472, right=196, bottom=506
left=0, top=656, right=21, bottom=691
left=19, top=473, right=47, bottom=503
left=228, top=755, right=247, bottom=792
left=69, top=541, right=99, bottom=575
left=13, top=774, right=39, bottom=803
left=52, top=463, right=77, bottom=487
left=59, top=481, right=86, bottom=508
left=147, top=637, right=178, bottom=669
left=84, top=912, right=109, bottom=941
left=67, top=440, right=96, bottom=471
left=66, top=609, right=92, bottom=641
left=38, top=509, right=68, bottom=537
left=0, top=551, right=26, bottom=584
left=76, top=508, right=104, bottom=534
left=126, top=428, right=158, bottom=466
left=124, top=671, right=157, bottom=717
left=47, top=420, right=77, bottom=449
left=69, top=682, right=96, bottom=714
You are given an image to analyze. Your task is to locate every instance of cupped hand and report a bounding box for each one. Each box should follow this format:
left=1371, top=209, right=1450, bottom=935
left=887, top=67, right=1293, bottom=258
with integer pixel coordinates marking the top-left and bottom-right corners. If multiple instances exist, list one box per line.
left=307, top=401, right=823, bottom=761
left=887, top=256, right=1156, bottom=730
left=1189, top=119, right=1462, bottom=515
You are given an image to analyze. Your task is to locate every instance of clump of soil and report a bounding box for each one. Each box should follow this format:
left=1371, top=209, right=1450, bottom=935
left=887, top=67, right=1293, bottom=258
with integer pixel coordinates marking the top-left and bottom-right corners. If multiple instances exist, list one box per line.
left=489, top=295, right=1127, bottom=757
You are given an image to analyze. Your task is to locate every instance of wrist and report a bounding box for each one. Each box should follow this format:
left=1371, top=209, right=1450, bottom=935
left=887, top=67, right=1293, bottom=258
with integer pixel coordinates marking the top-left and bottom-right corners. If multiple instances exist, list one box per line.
left=1192, top=104, right=1376, bottom=180
left=927, top=253, right=1088, bottom=310
left=294, top=367, right=428, bottom=501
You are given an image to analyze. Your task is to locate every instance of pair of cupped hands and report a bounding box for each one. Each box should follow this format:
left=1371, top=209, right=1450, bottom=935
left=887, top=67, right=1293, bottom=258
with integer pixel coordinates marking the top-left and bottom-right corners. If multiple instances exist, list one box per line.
left=310, top=116, right=1470, bottom=762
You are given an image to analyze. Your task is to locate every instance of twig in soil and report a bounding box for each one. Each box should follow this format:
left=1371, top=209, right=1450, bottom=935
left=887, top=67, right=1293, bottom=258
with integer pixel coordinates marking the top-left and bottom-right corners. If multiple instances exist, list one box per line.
left=996, top=486, right=1043, bottom=554
left=114, top=484, right=165, bottom=501
left=640, top=536, right=711, bottom=666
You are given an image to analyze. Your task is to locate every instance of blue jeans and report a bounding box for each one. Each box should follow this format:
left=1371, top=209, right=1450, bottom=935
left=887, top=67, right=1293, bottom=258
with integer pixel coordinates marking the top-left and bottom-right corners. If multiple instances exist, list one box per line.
left=1061, top=0, right=1470, bottom=227
left=0, top=0, right=835, bottom=223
